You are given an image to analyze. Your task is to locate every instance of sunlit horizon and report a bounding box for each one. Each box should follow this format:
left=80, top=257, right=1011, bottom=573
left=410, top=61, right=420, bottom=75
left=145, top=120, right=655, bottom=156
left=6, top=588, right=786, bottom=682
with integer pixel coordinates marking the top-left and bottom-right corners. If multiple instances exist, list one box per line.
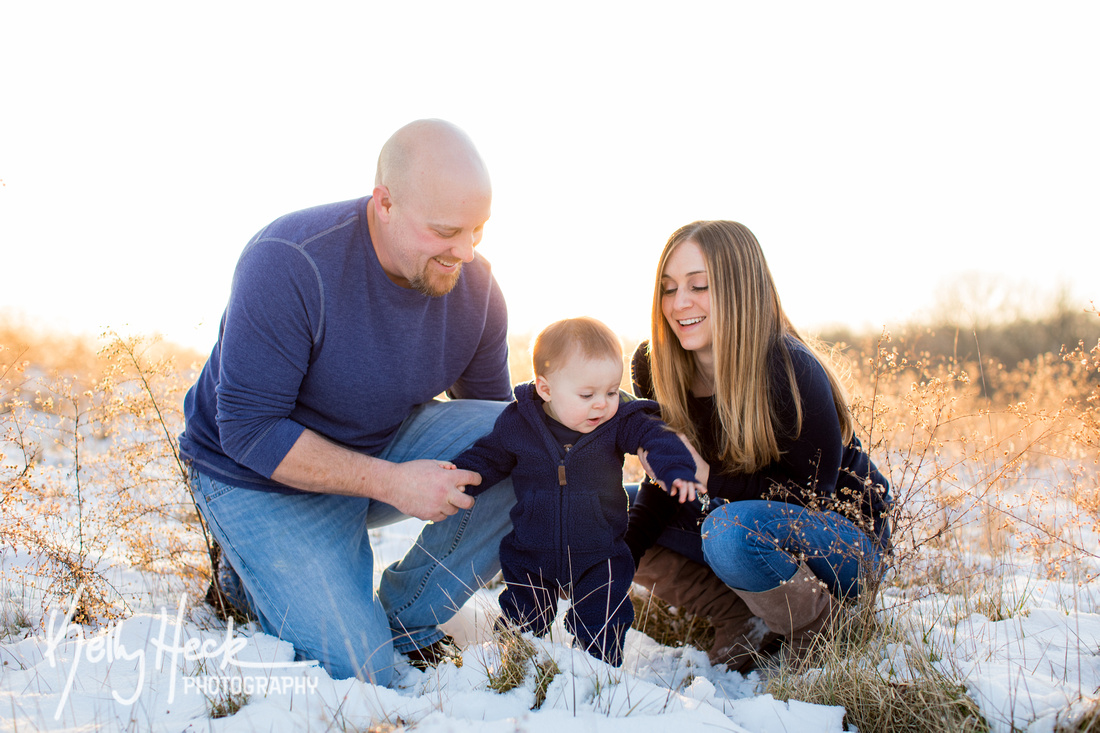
left=2, top=3, right=1097, bottom=353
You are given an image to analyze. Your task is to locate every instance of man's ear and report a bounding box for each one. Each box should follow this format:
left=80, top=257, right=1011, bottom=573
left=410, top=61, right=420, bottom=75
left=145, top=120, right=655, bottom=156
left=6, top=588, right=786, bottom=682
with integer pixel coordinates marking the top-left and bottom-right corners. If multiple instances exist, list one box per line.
left=534, top=376, right=552, bottom=402
left=372, top=185, right=393, bottom=222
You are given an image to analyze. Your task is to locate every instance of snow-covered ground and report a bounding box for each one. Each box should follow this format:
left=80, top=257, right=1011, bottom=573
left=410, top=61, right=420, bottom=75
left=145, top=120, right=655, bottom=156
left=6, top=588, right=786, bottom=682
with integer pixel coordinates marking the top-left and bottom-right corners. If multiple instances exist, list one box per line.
left=3, top=510, right=1099, bottom=733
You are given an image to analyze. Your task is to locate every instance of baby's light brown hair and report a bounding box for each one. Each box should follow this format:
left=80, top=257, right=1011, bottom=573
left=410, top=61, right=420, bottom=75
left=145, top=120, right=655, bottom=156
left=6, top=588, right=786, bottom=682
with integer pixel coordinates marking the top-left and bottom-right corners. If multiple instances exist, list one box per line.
left=532, top=317, right=623, bottom=378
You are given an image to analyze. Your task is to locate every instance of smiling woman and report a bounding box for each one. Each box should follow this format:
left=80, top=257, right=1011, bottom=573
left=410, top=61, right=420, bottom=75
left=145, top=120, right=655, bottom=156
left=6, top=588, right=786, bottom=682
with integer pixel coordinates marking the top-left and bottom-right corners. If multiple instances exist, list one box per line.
left=627, top=219, right=892, bottom=670
left=660, top=241, right=714, bottom=373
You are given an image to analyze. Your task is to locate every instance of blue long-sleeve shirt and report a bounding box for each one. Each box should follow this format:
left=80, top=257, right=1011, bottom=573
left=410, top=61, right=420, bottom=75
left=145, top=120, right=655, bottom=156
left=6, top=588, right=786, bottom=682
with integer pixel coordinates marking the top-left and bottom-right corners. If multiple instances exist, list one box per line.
left=179, top=196, right=511, bottom=491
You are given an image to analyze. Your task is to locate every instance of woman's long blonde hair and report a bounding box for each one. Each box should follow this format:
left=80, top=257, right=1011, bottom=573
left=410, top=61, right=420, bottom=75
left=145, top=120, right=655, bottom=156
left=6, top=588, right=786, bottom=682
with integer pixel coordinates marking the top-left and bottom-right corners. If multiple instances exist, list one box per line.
left=649, top=220, right=853, bottom=473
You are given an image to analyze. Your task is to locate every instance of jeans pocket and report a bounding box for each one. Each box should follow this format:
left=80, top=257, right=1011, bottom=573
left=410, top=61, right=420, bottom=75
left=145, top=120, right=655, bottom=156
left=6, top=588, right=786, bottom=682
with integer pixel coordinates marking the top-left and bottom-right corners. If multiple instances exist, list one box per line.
left=197, top=474, right=238, bottom=503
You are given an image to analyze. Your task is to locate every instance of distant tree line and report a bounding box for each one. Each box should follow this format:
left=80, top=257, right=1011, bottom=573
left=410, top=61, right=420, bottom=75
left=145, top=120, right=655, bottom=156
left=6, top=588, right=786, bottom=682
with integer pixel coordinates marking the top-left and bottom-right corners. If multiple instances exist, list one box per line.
left=822, top=306, right=1096, bottom=367
left=817, top=294, right=1099, bottom=401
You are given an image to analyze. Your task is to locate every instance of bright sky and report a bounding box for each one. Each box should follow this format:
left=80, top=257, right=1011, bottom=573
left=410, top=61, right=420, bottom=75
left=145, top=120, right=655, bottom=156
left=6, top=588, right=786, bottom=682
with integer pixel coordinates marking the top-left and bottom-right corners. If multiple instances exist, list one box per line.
left=2, top=2, right=1097, bottom=352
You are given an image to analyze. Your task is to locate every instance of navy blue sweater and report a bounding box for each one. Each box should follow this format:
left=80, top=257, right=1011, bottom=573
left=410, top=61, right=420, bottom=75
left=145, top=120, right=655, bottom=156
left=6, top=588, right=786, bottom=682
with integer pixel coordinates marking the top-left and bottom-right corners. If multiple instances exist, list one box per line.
left=453, top=382, right=698, bottom=562
left=626, top=338, right=892, bottom=555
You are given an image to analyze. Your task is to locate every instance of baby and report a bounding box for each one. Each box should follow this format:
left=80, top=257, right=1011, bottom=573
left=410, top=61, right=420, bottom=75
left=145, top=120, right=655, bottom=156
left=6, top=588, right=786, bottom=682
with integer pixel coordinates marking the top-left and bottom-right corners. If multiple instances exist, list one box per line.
left=451, top=317, right=703, bottom=666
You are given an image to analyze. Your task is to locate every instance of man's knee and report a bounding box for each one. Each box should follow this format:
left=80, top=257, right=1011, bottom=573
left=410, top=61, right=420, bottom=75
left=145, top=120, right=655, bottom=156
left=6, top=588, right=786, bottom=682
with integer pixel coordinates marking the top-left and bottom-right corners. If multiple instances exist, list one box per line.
left=386, top=398, right=509, bottom=463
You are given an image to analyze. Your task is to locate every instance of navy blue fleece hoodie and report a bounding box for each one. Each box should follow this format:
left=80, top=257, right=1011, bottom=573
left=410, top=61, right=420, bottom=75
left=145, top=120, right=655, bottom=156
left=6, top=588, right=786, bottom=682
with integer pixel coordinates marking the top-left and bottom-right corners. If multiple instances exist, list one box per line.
left=454, top=381, right=698, bottom=572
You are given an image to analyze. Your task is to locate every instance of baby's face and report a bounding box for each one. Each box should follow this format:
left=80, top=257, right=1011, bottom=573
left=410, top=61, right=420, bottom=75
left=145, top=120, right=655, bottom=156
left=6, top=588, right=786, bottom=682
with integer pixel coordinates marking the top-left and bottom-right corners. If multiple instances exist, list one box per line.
left=536, top=354, right=623, bottom=433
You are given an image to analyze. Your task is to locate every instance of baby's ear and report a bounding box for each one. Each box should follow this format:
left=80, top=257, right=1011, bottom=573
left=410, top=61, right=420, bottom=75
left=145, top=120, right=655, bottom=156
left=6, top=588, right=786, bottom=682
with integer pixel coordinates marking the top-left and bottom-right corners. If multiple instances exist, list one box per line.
left=534, top=376, right=552, bottom=402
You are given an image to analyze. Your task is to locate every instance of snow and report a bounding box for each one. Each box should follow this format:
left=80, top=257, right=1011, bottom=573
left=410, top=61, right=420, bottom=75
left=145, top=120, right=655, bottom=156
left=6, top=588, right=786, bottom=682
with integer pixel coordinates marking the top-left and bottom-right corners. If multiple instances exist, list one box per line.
left=2, top=515, right=1098, bottom=731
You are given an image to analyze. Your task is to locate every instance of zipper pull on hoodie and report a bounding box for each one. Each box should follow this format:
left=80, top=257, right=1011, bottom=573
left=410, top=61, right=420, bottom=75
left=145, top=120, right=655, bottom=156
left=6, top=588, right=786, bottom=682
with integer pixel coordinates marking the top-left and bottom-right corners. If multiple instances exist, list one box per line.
left=558, top=444, right=571, bottom=486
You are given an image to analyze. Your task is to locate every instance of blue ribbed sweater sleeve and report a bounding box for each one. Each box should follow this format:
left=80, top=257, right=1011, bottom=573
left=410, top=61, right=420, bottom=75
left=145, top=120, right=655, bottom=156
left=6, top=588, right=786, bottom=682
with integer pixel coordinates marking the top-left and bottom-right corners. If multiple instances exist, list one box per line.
left=215, top=237, right=319, bottom=477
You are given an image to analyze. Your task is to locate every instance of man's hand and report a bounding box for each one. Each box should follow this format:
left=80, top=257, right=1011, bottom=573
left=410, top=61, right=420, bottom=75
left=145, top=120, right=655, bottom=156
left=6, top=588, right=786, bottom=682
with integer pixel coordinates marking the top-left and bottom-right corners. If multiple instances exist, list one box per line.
left=270, top=430, right=482, bottom=521
left=382, top=460, right=481, bottom=522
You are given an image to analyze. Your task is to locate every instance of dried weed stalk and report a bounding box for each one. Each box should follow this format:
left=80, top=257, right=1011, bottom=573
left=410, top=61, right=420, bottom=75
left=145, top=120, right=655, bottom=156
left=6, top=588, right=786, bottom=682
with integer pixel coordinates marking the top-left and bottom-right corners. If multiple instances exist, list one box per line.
left=768, top=309, right=1099, bottom=728
left=1, top=329, right=208, bottom=626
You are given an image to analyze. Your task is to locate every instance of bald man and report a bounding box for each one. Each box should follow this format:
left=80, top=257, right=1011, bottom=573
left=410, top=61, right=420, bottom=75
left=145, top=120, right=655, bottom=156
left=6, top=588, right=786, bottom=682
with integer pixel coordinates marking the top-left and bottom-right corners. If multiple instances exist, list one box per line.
left=179, top=120, right=515, bottom=686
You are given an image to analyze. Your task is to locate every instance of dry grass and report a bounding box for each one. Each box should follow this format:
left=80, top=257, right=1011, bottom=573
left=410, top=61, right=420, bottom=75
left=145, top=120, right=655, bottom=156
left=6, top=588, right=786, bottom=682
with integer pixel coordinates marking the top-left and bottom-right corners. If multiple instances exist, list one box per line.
left=1057, top=697, right=1100, bottom=732
left=769, top=658, right=988, bottom=733
left=486, top=624, right=538, bottom=694
left=2, top=305, right=1098, bottom=728
left=629, top=585, right=716, bottom=655
left=765, top=592, right=990, bottom=732
left=207, top=688, right=250, bottom=719
left=485, top=622, right=560, bottom=710
left=758, top=306, right=1100, bottom=731
left=849, top=319, right=1099, bottom=593
left=356, top=722, right=410, bottom=733
left=1, top=317, right=208, bottom=625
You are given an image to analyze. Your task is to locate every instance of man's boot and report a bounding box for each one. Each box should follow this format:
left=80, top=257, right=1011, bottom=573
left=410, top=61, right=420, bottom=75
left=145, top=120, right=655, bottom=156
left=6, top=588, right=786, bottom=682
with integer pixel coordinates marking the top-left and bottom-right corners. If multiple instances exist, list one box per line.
left=633, top=545, right=775, bottom=671
left=733, top=563, right=835, bottom=668
left=204, top=539, right=254, bottom=623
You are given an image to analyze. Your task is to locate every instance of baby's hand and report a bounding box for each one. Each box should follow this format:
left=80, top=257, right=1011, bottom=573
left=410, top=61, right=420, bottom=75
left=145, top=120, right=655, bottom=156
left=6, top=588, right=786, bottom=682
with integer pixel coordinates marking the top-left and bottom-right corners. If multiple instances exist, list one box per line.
left=669, top=478, right=707, bottom=504
left=440, top=461, right=479, bottom=493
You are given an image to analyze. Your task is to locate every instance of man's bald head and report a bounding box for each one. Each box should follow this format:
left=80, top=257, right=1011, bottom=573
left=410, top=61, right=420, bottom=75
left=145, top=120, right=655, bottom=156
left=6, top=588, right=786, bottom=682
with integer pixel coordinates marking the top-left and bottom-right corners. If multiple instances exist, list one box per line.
left=368, top=120, right=494, bottom=297
left=375, top=119, right=491, bottom=201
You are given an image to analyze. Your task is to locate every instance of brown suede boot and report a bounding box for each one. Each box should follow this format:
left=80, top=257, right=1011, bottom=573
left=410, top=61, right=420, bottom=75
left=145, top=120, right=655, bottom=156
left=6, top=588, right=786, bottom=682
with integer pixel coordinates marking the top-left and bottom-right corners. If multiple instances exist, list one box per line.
left=633, top=545, right=776, bottom=671
left=733, top=563, right=835, bottom=668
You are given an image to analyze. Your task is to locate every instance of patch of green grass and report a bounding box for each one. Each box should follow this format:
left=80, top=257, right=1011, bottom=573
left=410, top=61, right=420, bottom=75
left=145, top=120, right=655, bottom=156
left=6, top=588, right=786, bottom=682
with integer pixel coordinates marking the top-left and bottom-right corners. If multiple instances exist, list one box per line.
left=487, top=625, right=538, bottom=694
left=0, top=600, right=33, bottom=639
left=532, top=657, right=559, bottom=710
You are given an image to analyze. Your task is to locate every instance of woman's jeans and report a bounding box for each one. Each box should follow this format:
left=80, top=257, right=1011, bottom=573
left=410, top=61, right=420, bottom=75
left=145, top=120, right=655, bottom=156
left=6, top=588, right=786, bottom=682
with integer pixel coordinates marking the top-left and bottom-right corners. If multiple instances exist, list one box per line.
left=189, top=399, right=515, bottom=687
left=628, top=484, right=884, bottom=600
left=701, top=500, right=883, bottom=598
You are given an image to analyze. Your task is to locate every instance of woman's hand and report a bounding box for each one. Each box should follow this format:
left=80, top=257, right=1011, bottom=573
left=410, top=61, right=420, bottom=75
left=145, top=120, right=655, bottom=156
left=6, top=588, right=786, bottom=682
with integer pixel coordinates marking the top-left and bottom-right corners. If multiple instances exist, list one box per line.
left=676, top=434, right=711, bottom=488
left=637, top=438, right=710, bottom=504
left=636, top=448, right=662, bottom=489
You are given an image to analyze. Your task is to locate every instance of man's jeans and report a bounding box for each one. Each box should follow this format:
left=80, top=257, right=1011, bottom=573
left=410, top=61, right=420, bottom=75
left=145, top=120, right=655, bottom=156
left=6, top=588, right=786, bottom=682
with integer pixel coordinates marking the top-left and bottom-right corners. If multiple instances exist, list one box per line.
left=189, top=399, right=514, bottom=686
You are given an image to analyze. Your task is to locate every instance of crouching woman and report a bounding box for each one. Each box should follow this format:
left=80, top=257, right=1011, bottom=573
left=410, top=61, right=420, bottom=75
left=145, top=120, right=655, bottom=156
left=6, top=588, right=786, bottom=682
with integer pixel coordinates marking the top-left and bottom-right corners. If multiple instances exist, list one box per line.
left=626, top=220, right=892, bottom=669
